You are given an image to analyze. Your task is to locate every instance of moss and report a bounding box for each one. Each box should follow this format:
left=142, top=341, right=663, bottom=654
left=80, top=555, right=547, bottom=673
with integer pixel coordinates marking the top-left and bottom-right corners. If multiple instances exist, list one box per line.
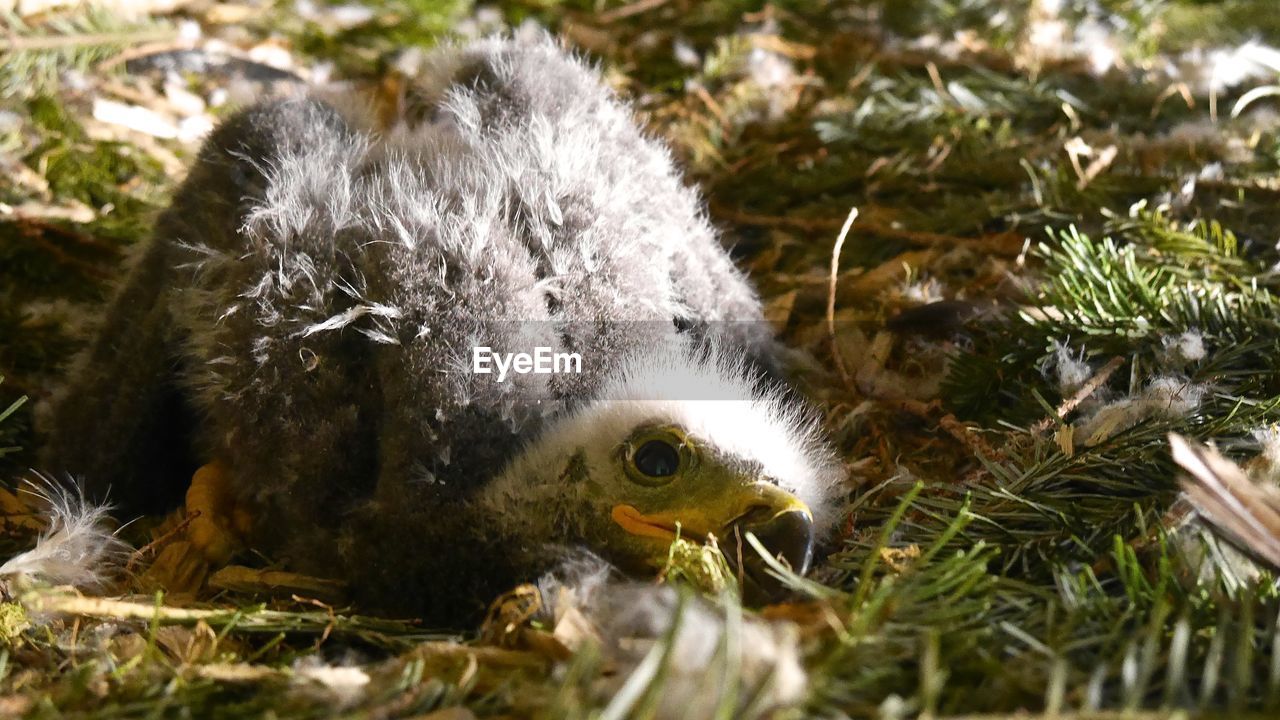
left=281, top=0, right=475, bottom=77
left=0, top=602, right=31, bottom=646
left=662, top=536, right=736, bottom=596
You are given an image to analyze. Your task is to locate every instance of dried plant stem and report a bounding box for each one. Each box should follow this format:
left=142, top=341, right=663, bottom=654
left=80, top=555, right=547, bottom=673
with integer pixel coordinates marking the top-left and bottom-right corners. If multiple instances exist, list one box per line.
left=19, top=590, right=444, bottom=648
left=827, top=206, right=859, bottom=391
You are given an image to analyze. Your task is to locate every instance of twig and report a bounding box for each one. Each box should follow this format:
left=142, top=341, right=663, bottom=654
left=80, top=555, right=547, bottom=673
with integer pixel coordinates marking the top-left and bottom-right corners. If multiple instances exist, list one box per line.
left=937, top=413, right=1004, bottom=463
left=596, top=0, right=670, bottom=24
left=0, top=28, right=178, bottom=53
left=125, top=510, right=200, bottom=574
left=95, top=40, right=197, bottom=72
left=876, top=395, right=1005, bottom=463
left=690, top=83, right=729, bottom=134
left=827, top=207, right=859, bottom=391
left=11, top=215, right=121, bottom=253
left=714, top=205, right=845, bottom=232
left=1150, top=81, right=1194, bottom=119
left=748, top=34, right=817, bottom=61
left=712, top=203, right=1024, bottom=255
left=925, top=62, right=953, bottom=105
left=292, top=594, right=338, bottom=648
left=1031, top=356, right=1125, bottom=434
left=11, top=221, right=113, bottom=281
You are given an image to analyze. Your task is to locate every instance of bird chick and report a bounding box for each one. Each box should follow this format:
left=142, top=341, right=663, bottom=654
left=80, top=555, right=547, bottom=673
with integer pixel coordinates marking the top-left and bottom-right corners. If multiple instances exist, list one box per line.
left=40, top=35, right=840, bottom=623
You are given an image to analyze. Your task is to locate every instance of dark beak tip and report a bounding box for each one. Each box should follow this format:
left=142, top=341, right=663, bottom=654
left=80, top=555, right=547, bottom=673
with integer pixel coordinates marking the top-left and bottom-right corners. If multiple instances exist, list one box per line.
left=762, top=509, right=816, bottom=575
left=731, top=509, right=817, bottom=603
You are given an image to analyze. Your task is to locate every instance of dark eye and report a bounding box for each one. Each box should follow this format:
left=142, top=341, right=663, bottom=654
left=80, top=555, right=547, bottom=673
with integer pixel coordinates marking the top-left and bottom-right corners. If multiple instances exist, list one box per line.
left=633, top=439, right=680, bottom=477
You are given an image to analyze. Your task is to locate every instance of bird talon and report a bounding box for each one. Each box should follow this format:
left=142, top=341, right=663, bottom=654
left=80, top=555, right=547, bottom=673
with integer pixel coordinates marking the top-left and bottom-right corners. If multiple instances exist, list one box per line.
left=185, top=461, right=247, bottom=566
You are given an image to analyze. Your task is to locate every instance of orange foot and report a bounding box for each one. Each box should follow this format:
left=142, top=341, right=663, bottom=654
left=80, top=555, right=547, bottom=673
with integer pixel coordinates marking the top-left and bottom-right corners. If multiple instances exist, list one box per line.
left=185, top=461, right=253, bottom=566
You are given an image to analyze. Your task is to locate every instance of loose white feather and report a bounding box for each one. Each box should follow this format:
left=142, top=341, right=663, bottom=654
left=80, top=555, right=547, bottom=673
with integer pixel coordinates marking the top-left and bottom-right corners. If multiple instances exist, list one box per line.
left=537, top=557, right=807, bottom=720
left=0, top=474, right=127, bottom=591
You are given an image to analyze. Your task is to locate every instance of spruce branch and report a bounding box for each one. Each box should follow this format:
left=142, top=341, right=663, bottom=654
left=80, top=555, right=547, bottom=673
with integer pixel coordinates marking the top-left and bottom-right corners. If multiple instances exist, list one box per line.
left=0, top=7, right=177, bottom=97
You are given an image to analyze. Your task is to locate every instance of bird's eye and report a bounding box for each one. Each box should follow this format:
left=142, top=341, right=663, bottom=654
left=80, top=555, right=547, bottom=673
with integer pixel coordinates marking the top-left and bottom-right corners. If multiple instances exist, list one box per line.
left=633, top=439, right=680, bottom=478
left=622, top=427, right=694, bottom=486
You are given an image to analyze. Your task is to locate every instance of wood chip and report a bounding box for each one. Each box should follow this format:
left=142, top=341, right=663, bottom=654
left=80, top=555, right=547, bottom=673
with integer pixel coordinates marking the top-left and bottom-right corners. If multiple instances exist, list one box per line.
left=92, top=97, right=179, bottom=139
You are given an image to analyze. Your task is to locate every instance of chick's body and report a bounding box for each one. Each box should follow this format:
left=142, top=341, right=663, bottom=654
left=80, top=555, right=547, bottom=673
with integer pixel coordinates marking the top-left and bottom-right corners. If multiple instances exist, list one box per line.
left=43, top=37, right=831, bottom=622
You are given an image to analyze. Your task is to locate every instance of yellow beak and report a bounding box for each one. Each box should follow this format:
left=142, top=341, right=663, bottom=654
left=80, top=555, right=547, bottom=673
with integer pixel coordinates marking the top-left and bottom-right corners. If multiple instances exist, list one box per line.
left=610, top=482, right=816, bottom=595
left=610, top=482, right=810, bottom=543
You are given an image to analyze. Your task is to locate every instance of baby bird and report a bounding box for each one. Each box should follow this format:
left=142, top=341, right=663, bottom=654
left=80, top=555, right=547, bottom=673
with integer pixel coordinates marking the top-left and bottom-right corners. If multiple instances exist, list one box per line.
left=41, top=35, right=840, bottom=623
